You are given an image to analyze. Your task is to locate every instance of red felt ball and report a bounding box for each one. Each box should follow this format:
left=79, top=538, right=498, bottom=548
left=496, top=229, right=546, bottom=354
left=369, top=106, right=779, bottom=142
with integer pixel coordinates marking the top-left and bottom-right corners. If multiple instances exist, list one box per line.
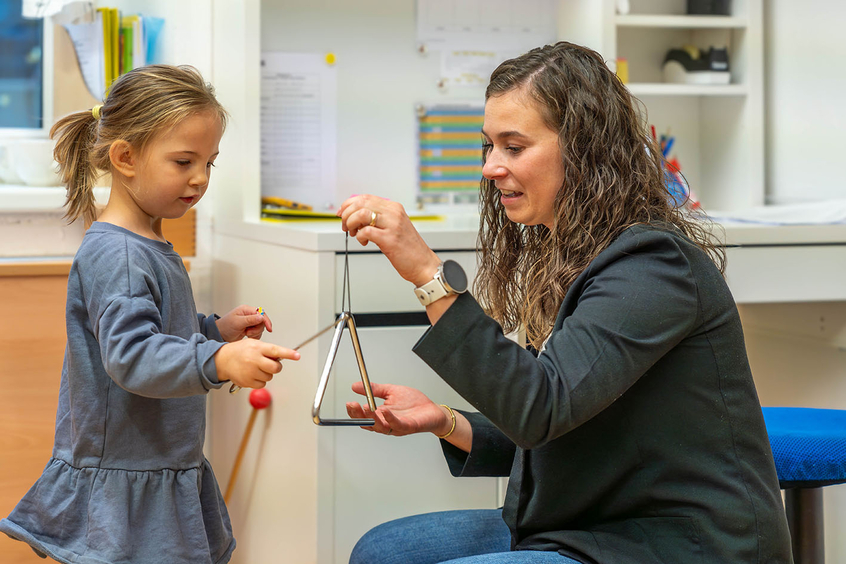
left=249, top=388, right=272, bottom=410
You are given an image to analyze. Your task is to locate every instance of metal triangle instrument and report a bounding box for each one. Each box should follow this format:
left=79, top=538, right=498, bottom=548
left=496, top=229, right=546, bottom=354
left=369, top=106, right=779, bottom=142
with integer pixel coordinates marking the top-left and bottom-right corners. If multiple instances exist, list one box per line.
left=312, top=233, right=377, bottom=426
left=229, top=234, right=377, bottom=424
left=312, top=311, right=377, bottom=426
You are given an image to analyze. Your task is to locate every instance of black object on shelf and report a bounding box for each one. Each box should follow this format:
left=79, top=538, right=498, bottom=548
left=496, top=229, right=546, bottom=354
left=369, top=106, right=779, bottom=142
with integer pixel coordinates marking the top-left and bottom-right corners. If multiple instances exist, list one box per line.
left=687, top=0, right=731, bottom=15
left=663, top=46, right=730, bottom=85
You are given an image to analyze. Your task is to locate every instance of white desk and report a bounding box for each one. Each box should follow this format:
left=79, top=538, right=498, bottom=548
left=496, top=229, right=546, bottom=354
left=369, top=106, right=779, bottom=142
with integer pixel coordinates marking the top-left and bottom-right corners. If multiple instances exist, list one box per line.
left=719, top=222, right=846, bottom=304
left=215, top=216, right=846, bottom=304
left=210, top=216, right=493, bottom=564
left=209, top=216, right=846, bottom=564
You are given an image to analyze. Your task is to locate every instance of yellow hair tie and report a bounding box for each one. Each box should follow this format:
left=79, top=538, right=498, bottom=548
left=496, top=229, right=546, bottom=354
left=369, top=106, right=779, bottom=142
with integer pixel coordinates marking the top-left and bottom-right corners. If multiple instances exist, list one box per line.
left=91, top=105, right=103, bottom=120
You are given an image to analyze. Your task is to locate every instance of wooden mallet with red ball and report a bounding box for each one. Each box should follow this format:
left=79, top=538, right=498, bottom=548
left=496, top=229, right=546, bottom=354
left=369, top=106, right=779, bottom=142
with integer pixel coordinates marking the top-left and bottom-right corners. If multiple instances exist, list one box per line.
left=224, top=388, right=272, bottom=503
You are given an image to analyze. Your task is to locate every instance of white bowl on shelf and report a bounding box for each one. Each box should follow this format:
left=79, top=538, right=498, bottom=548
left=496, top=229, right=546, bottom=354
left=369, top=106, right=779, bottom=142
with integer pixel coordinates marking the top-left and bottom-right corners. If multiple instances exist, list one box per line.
left=8, top=139, right=63, bottom=187
left=0, top=139, right=25, bottom=184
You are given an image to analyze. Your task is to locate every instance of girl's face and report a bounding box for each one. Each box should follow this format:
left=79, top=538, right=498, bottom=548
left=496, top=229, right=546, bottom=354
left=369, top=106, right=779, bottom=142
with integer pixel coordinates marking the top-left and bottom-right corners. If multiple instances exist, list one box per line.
left=482, top=89, right=565, bottom=229
left=132, top=111, right=223, bottom=220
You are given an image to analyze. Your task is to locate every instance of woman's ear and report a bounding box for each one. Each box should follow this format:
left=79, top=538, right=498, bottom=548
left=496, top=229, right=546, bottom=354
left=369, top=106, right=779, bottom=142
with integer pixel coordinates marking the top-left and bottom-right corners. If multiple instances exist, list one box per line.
left=109, top=140, right=136, bottom=178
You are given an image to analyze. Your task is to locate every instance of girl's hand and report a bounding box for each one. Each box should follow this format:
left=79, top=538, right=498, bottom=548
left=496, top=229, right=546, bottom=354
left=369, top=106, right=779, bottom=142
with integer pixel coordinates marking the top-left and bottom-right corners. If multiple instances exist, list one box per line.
left=345, top=381, right=453, bottom=437
left=217, top=305, right=272, bottom=342
left=214, top=339, right=299, bottom=389
left=337, top=195, right=441, bottom=288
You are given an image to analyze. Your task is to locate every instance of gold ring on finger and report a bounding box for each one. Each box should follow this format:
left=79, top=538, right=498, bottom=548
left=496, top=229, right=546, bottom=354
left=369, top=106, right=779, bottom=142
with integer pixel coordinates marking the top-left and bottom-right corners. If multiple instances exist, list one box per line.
left=369, top=210, right=378, bottom=227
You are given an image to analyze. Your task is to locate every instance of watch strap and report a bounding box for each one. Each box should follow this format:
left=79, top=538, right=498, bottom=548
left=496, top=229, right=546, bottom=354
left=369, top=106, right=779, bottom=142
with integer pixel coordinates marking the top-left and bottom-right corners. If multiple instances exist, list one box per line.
left=414, top=275, right=449, bottom=306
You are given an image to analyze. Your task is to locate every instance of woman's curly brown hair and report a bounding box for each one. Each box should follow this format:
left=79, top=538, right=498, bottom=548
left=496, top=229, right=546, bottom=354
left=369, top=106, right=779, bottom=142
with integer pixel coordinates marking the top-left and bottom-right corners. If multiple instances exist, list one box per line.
left=474, top=41, right=724, bottom=350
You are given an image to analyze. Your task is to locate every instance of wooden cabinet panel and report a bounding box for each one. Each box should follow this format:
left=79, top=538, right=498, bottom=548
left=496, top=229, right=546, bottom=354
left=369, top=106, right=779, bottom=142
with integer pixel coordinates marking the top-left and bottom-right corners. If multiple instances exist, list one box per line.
left=163, top=208, right=197, bottom=257
left=0, top=274, right=67, bottom=563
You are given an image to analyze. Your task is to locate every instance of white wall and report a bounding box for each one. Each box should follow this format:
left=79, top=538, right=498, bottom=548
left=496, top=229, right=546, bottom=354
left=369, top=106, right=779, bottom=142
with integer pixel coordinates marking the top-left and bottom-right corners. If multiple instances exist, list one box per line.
left=764, top=1, right=846, bottom=204
left=0, top=213, right=85, bottom=256
left=753, top=6, right=846, bottom=551
left=259, top=0, right=487, bottom=210
left=740, top=301, right=846, bottom=562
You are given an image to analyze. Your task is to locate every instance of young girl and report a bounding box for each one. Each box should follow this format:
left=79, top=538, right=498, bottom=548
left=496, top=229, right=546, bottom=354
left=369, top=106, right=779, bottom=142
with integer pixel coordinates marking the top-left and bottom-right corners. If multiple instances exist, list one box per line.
left=0, top=65, right=299, bottom=564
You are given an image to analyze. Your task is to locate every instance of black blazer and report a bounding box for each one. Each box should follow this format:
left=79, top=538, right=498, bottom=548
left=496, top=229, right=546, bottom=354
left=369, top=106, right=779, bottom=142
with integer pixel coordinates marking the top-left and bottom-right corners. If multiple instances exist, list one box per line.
left=413, top=225, right=792, bottom=564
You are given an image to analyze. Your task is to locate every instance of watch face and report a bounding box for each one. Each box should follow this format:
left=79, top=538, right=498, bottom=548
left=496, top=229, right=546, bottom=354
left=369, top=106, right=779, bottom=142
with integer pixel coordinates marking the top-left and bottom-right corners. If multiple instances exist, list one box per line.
left=441, top=260, right=468, bottom=293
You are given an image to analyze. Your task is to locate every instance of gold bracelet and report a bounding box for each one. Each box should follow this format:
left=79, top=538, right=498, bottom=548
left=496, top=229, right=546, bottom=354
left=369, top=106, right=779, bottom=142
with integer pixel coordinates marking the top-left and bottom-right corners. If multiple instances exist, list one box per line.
left=436, top=404, right=456, bottom=439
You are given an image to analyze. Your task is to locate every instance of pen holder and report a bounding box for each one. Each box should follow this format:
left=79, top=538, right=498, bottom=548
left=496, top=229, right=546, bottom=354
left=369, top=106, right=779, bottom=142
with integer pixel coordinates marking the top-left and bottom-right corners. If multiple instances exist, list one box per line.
left=665, top=169, right=688, bottom=207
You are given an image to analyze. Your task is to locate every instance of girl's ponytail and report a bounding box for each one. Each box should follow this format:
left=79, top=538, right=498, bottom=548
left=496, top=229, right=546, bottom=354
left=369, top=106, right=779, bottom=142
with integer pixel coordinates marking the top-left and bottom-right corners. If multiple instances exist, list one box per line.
left=51, top=109, right=100, bottom=225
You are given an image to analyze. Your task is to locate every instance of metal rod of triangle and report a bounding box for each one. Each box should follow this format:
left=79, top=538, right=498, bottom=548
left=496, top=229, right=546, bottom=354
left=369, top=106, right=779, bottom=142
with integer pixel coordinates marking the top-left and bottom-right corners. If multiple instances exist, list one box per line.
left=312, top=311, right=377, bottom=426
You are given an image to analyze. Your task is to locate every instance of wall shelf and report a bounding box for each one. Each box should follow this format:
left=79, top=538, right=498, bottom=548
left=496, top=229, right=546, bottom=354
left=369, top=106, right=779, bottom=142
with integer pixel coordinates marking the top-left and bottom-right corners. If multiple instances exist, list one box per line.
left=615, top=15, right=747, bottom=29
left=627, top=83, right=747, bottom=96
left=0, top=185, right=109, bottom=213
left=573, top=0, right=766, bottom=211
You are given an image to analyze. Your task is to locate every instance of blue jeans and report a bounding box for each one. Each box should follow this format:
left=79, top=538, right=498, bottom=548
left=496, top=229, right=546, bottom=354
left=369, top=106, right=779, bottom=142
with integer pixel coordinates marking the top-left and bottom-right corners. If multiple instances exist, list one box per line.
left=349, top=509, right=581, bottom=564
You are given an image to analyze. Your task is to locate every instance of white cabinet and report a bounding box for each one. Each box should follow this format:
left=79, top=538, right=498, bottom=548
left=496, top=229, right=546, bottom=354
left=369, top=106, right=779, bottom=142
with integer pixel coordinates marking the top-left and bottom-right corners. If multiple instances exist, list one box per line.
left=329, top=324, right=499, bottom=564
left=561, top=0, right=764, bottom=212
left=207, top=219, right=846, bottom=563
left=209, top=223, right=498, bottom=564
left=326, top=249, right=499, bottom=564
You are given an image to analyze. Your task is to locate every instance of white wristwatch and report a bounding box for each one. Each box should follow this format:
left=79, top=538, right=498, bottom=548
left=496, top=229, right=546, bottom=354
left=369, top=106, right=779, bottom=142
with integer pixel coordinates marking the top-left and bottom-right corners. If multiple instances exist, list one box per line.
left=413, top=260, right=468, bottom=306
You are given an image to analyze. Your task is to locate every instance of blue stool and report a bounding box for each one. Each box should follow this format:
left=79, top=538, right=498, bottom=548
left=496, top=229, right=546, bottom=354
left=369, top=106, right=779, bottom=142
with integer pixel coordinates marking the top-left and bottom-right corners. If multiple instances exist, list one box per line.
left=762, top=407, right=846, bottom=564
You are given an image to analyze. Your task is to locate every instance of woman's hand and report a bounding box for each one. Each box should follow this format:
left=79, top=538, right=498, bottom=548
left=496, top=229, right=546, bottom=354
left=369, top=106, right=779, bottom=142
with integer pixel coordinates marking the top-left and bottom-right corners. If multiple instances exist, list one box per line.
left=346, top=381, right=453, bottom=437
left=337, top=195, right=441, bottom=288
left=217, top=305, right=272, bottom=342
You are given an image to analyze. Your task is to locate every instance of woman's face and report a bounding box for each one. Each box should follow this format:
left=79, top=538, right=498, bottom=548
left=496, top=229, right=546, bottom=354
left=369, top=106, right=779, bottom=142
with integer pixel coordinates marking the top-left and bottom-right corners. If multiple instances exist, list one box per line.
left=482, top=89, right=565, bottom=229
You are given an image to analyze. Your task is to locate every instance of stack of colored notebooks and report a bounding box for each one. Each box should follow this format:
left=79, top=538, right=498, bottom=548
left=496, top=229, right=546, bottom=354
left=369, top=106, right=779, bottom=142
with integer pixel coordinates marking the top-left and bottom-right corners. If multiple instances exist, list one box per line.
left=95, top=8, right=164, bottom=90
left=259, top=197, right=443, bottom=222
left=260, top=197, right=339, bottom=221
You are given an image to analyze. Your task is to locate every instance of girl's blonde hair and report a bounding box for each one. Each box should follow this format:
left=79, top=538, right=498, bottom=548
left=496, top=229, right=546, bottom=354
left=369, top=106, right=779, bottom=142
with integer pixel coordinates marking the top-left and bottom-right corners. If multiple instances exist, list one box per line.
left=51, top=64, right=228, bottom=224
left=474, top=42, right=724, bottom=349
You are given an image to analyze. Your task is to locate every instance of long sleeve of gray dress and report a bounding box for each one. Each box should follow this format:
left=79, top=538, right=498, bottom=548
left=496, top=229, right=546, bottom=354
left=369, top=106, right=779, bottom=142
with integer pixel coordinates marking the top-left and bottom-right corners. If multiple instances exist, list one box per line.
left=82, top=229, right=226, bottom=398
left=198, top=313, right=225, bottom=342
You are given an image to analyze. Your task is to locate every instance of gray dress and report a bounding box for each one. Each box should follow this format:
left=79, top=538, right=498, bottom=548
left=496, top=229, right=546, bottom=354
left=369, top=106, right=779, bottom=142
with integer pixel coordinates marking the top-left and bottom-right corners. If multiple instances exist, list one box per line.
left=0, top=222, right=234, bottom=564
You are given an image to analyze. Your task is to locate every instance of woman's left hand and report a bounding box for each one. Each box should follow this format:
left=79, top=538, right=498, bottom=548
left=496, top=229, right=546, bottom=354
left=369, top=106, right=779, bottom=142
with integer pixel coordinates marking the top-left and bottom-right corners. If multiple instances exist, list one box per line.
left=337, top=195, right=441, bottom=288
left=346, top=381, right=450, bottom=437
left=216, top=305, right=272, bottom=342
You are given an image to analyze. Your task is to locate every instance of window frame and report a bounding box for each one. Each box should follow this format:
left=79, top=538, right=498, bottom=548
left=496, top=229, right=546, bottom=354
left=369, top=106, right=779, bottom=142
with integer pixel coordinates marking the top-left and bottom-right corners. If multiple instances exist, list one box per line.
left=1, top=16, right=54, bottom=138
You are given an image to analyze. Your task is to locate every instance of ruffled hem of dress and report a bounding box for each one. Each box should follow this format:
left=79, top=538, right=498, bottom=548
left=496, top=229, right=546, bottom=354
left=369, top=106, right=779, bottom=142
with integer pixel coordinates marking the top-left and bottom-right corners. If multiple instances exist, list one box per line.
left=1, top=521, right=236, bottom=564
left=1, top=457, right=235, bottom=564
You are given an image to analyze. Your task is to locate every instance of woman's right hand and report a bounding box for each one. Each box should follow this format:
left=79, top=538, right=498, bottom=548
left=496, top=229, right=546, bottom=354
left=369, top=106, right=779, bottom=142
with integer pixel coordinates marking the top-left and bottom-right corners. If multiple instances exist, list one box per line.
left=337, top=195, right=441, bottom=288
left=214, top=339, right=300, bottom=389
left=346, top=381, right=453, bottom=437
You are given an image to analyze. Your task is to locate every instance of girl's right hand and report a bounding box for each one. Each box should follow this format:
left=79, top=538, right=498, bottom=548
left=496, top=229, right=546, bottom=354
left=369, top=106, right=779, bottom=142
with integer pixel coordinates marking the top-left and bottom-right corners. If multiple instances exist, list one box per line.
left=346, top=381, right=453, bottom=437
left=214, top=339, right=300, bottom=389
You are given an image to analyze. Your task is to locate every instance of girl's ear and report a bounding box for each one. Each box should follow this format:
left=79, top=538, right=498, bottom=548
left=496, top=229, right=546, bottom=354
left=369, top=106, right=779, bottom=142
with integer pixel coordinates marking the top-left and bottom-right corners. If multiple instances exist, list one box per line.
left=109, top=140, right=136, bottom=178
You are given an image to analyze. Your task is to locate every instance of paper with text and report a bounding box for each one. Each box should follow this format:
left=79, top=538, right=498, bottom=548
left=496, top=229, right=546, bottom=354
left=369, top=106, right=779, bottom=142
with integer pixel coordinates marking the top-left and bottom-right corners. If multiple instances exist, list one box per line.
left=260, top=52, right=338, bottom=210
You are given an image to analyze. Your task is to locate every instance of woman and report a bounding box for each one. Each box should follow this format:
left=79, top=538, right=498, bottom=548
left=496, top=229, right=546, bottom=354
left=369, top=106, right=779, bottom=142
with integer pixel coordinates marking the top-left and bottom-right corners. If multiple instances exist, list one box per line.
left=338, top=42, right=791, bottom=564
